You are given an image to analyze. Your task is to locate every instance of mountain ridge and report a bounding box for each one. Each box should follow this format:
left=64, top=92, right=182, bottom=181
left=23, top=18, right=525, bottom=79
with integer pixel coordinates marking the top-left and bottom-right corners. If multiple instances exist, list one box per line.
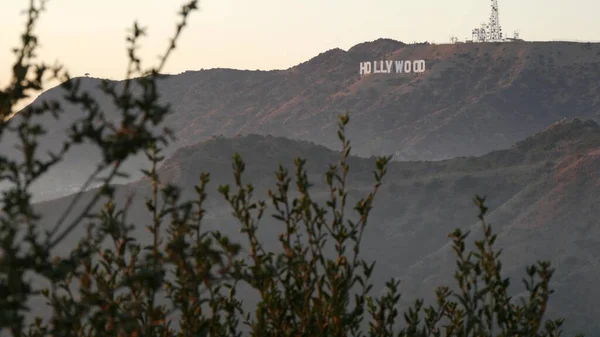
left=4, top=39, right=600, bottom=202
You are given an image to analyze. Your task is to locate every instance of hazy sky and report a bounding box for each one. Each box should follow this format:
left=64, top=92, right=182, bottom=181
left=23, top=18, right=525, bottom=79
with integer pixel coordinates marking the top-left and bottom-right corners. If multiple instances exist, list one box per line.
left=1, top=0, right=599, bottom=87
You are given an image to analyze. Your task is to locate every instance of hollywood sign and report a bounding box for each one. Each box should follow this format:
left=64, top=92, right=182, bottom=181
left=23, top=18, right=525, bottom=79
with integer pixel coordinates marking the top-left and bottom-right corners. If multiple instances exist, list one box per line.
left=359, top=60, right=426, bottom=76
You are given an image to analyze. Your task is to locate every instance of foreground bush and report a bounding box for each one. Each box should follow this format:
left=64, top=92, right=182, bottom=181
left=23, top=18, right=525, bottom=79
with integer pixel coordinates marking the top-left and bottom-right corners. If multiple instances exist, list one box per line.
left=0, top=1, right=582, bottom=336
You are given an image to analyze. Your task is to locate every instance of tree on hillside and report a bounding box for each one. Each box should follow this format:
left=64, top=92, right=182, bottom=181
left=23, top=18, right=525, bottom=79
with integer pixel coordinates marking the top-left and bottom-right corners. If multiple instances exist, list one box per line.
left=0, top=1, right=583, bottom=336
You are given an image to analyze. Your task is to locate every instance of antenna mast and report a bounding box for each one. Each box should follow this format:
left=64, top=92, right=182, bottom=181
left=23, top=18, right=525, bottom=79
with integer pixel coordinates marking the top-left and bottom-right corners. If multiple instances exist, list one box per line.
left=471, top=0, right=504, bottom=42
left=456, top=0, right=521, bottom=43
left=487, top=0, right=502, bottom=42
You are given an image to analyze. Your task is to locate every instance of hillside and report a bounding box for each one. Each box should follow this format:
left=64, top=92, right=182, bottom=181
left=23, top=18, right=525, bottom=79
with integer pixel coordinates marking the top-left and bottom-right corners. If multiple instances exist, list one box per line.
left=29, top=118, right=600, bottom=336
left=4, top=39, right=600, bottom=201
left=397, top=119, right=600, bottom=335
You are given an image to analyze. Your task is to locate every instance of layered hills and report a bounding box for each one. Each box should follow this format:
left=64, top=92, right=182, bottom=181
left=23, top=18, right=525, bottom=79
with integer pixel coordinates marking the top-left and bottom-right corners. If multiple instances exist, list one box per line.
left=30, top=118, right=600, bottom=336
left=3, top=39, right=600, bottom=201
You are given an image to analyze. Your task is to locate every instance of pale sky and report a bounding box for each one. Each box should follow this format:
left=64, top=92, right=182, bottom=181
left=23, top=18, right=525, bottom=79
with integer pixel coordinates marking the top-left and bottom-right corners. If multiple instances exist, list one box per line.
left=1, top=0, right=598, bottom=89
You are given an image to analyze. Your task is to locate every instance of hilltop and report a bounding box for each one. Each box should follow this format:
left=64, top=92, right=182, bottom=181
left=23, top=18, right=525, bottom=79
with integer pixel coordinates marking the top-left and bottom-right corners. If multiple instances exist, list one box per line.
left=30, top=118, right=600, bottom=335
left=3, top=39, right=600, bottom=201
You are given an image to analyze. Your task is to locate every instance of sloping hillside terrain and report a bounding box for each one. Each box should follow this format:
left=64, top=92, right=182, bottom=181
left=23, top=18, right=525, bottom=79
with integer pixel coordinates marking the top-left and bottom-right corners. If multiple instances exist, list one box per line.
left=28, top=118, right=600, bottom=335
left=3, top=39, right=600, bottom=201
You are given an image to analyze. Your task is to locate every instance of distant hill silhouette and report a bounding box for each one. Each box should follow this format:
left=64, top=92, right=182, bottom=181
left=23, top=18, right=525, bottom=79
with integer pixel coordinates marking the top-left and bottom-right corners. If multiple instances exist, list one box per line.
left=30, top=118, right=600, bottom=336
left=3, top=39, right=600, bottom=201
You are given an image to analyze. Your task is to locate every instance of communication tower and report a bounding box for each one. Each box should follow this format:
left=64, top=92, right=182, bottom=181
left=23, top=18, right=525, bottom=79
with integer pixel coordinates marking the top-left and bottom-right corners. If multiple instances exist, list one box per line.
left=487, top=0, right=503, bottom=41
left=472, top=0, right=504, bottom=42
left=452, top=0, right=521, bottom=43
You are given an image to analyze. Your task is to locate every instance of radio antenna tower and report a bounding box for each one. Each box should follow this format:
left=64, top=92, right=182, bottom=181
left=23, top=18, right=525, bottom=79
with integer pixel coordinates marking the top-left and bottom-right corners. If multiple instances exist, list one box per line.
left=471, top=0, right=504, bottom=42
left=487, top=0, right=503, bottom=41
